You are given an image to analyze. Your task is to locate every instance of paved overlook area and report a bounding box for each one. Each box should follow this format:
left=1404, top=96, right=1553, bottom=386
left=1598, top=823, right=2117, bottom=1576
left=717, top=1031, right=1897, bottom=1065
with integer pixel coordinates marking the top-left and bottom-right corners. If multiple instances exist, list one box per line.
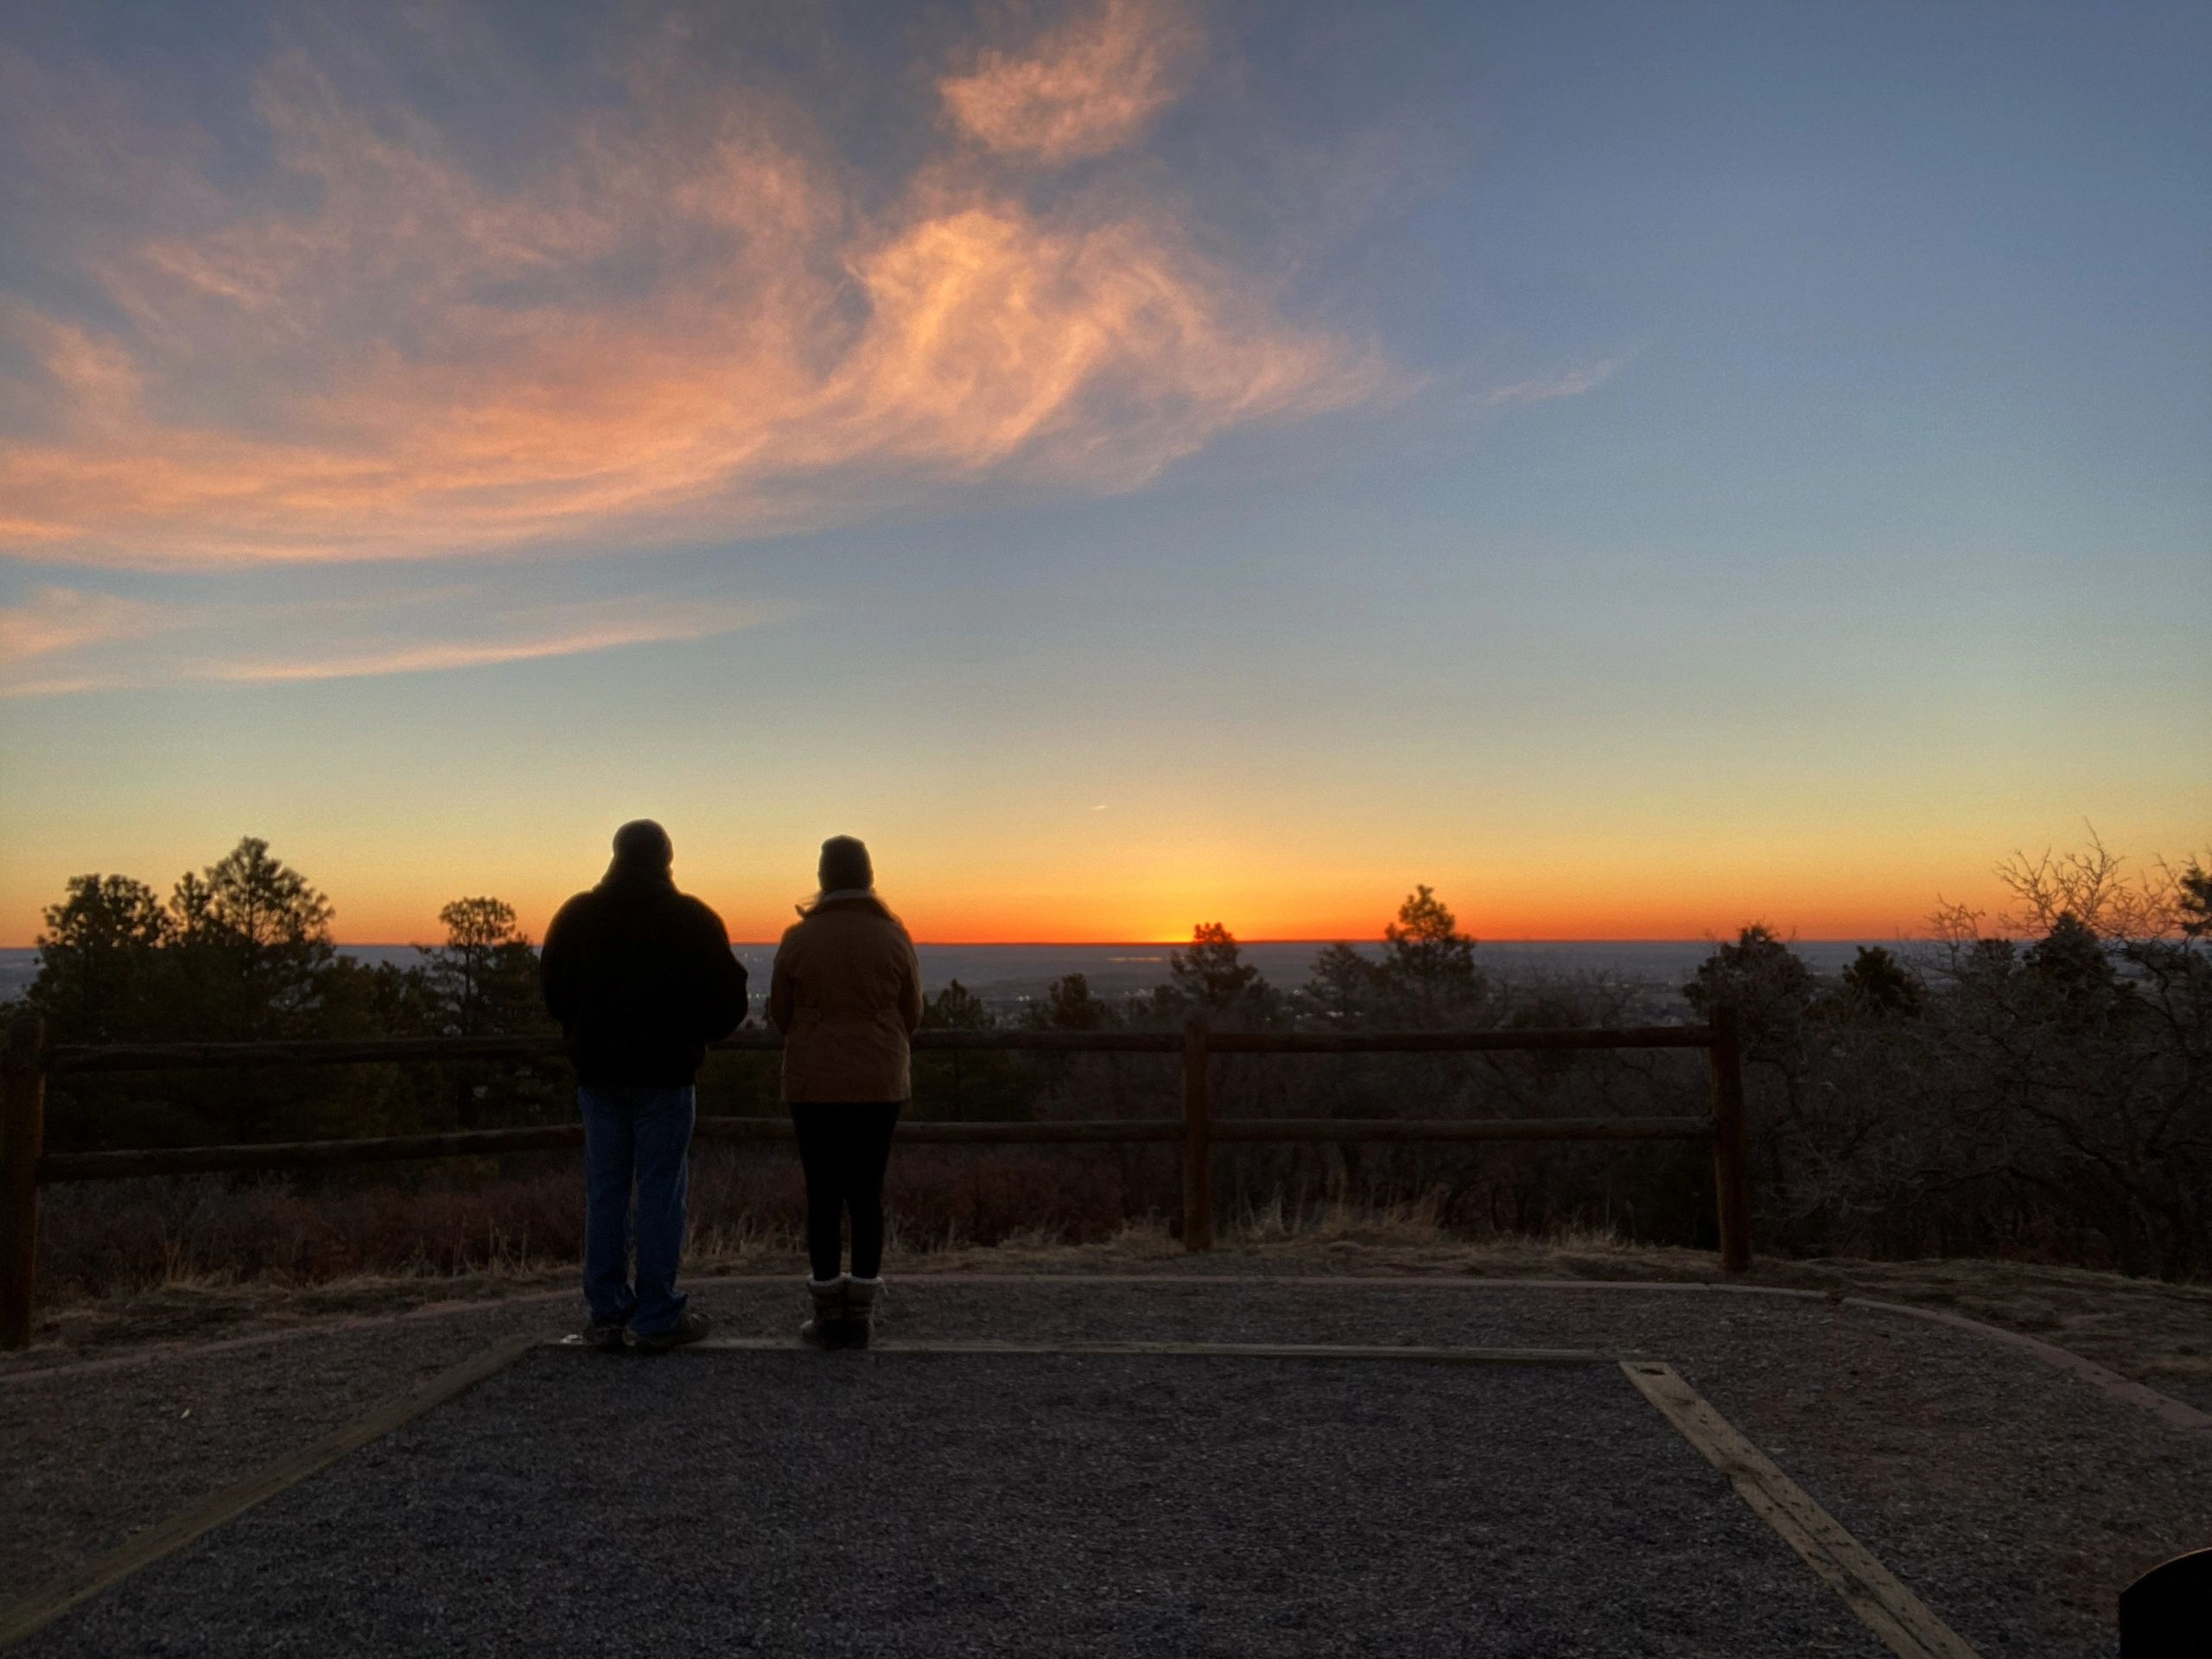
left=4, top=1274, right=2207, bottom=1656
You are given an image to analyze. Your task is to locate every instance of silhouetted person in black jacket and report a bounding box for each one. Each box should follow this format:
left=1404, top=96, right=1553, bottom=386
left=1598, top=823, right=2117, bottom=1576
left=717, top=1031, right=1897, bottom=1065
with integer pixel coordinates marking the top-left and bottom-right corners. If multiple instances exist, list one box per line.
left=541, top=820, right=747, bottom=1352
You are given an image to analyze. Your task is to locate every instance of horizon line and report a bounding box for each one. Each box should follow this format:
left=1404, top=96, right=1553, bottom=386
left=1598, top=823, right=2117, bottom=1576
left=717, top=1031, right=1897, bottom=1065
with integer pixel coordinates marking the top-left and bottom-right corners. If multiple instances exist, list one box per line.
left=213, top=934, right=1929, bottom=950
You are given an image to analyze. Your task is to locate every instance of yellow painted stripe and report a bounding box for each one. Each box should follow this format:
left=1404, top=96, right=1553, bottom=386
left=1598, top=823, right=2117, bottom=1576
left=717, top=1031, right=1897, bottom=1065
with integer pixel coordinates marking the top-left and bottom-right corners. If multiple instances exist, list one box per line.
left=1622, top=1360, right=1980, bottom=1659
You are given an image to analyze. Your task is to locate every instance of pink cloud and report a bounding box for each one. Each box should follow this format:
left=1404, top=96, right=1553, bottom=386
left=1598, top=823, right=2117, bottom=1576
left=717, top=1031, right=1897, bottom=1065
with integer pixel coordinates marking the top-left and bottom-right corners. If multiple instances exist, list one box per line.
left=0, top=10, right=1384, bottom=571
left=0, top=586, right=756, bottom=696
left=939, top=0, right=1200, bottom=163
left=200, top=599, right=760, bottom=683
left=0, top=675, right=123, bottom=700
left=0, top=585, right=176, bottom=661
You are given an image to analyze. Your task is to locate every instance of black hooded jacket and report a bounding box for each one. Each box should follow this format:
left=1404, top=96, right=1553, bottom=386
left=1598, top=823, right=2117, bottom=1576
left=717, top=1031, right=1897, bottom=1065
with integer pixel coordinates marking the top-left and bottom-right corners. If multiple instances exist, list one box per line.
left=539, top=863, right=748, bottom=1086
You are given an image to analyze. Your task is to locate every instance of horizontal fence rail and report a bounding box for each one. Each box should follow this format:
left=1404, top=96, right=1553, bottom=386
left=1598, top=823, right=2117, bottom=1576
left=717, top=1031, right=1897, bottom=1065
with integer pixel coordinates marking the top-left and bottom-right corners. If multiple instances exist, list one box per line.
left=0, top=1008, right=1751, bottom=1350
left=35, top=1115, right=1719, bottom=1184
left=41, top=1022, right=1714, bottom=1076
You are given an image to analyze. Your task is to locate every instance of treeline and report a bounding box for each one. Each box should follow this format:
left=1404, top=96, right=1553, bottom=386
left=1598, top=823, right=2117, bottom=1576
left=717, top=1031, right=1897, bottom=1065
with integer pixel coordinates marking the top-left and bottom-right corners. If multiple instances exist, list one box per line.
left=17, top=838, right=563, bottom=1151
left=12, top=836, right=2211, bottom=1279
left=1702, top=848, right=2212, bottom=1280
left=914, top=887, right=1489, bottom=1036
left=905, top=854, right=2211, bottom=1277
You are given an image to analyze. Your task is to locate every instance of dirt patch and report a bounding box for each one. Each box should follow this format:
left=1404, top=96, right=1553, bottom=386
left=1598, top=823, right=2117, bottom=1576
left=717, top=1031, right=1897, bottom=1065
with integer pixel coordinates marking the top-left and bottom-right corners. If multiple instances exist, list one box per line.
left=1709, top=1254, right=2212, bottom=1411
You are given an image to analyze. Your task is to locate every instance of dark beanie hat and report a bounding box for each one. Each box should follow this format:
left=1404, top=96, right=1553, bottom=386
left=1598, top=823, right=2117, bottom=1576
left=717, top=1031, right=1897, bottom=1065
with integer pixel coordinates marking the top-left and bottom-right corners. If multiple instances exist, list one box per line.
left=818, top=836, right=873, bottom=892
left=612, top=819, right=673, bottom=871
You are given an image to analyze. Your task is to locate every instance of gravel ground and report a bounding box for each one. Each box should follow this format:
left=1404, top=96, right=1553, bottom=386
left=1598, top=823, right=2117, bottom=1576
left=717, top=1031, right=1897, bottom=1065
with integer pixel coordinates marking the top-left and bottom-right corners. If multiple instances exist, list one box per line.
left=24, top=1349, right=1889, bottom=1659
left=6, top=1276, right=2207, bottom=1656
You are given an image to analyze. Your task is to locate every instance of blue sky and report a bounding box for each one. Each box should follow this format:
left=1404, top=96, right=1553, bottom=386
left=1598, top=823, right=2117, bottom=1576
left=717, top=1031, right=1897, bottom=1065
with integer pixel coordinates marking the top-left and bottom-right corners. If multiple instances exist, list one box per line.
left=0, top=0, right=2205, bottom=942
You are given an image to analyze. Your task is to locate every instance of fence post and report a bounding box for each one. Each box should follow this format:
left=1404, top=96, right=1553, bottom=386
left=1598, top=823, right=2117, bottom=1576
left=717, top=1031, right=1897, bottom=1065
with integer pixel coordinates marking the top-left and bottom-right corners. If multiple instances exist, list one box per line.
left=2, top=1014, right=47, bottom=1350
left=1181, top=1015, right=1213, bottom=1252
left=1706, top=1002, right=1751, bottom=1272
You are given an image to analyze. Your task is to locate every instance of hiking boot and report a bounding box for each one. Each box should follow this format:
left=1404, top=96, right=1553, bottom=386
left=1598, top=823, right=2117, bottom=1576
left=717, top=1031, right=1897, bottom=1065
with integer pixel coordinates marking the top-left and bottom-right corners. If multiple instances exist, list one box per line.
left=800, top=1277, right=848, bottom=1351
left=582, top=1318, right=629, bottom=1355
left=844, top=1277, right=881, bottom=1350
left=632, top=1310, right=712, bottom=1353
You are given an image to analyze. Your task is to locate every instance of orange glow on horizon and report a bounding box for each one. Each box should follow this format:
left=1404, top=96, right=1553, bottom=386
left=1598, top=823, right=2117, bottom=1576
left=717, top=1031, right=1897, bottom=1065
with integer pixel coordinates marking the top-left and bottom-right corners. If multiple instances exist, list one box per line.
left=0, top=883, right=2007, bottom=952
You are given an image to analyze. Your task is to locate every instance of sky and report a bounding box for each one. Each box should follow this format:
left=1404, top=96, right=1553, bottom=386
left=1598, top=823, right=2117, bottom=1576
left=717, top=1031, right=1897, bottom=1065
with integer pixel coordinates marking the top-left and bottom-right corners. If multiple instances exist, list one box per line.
left=0, top=0, right=2206, bottom=946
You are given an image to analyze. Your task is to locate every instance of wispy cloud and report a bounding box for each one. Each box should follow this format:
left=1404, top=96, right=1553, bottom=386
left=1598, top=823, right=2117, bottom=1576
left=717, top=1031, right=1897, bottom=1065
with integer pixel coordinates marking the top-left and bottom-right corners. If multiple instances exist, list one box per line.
left=0, top=579, right=481, bottom=667
left=0, top=585, right=754, bottom=696
left=0, top=674, right=126, bottom=700
left=203, top=600, right=760, bottom=684
left=1483, top=359, right=1620, bottom=409
left=0, top=584, right=181, bottom=659
left=0, top=3, right=1385, bottom=571
left=939, top=0, right=1199, bottom=162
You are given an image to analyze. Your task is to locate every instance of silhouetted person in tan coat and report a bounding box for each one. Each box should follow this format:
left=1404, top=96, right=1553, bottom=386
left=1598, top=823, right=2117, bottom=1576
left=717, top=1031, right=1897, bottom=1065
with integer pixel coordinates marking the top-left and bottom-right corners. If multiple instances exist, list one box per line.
left=768, top=836, right=922, bottom=1348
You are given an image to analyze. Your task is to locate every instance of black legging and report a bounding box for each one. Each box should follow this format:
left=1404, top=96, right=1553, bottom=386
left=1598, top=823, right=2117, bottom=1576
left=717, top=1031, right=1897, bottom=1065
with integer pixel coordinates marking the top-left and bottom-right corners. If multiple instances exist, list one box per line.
left=790, top=1103, right=901, bottom=1281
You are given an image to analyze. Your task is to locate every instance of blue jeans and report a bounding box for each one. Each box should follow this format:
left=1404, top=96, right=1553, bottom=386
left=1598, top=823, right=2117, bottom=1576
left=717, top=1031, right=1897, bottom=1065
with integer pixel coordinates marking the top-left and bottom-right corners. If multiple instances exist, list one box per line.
left=578, top=1085, right=695, bottom=1335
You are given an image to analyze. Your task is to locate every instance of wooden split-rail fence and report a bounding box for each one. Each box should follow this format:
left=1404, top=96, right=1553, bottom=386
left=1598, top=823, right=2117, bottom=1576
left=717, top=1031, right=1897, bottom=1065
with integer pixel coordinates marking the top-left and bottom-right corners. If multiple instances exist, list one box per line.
left=0, top=1007, right=1751, bottom=1350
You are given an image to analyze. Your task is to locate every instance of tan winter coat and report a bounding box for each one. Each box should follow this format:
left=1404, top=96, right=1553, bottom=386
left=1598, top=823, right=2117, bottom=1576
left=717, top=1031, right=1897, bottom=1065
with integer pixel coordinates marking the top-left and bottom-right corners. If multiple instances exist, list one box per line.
left=769, top=896, right=925, bottom=1103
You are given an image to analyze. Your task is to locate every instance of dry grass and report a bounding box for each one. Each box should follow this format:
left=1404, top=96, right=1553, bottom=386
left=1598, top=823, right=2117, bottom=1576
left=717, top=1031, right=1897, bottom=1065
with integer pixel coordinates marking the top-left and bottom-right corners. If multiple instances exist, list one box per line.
left=29, top=1143, right=1177, bottom=1298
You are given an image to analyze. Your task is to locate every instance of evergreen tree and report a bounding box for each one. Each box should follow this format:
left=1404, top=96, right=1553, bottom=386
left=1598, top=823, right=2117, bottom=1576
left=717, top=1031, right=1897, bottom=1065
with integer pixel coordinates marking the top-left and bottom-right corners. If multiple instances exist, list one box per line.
left=1832, top=944, right=1923, bottom=1020
left=2024, top=911, right=2131, bottom=1027
left=419, top=896, right=543, bottom=1036
left=28, top=874, right=171, bottom=1042
left=1157, top=923, right=1276, bottom=1025
left=1171, top=924, right=1256, bottom=1006
left=1025, top=972, right=1116, bottom=1031
left=921, top=979, right=995, bottom=1029
left=2181, top=861, right=2211, bottom=941
left=1683, top=925, right=1816, bottom=1060
left=1303, top=941, right=1382, bottom=1026
left=167, top=837, right=336, bottom=1038
left=1376, top=887, right=1483, bottom=1025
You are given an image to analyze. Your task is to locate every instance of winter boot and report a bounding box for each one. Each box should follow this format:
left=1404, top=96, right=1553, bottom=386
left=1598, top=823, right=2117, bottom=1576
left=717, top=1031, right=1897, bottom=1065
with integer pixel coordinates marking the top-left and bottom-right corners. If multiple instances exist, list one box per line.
left=843, top=1276, right=882, bottom=1350
left=800, top=1276, right=848, bottom=1350
left=632, top=1310, right=712, bottom=1354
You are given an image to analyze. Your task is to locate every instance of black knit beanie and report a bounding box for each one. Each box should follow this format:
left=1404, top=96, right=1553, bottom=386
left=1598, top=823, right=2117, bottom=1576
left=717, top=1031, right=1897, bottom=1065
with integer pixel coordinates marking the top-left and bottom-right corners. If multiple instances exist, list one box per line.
left=612, top=819, right=674, bottom=872
left=818, top=836, right=873, bottom=892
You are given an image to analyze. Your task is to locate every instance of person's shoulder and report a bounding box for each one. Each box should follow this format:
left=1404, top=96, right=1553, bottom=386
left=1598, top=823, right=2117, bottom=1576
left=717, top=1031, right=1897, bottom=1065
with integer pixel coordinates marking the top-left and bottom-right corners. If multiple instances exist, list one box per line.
left=547, top=889, right=599, bottom=927
left=677, top=897, right=745, bottom=964
left=674, top=889, right=729, bottom=932
left=868, top=910, right=915, bottom=951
